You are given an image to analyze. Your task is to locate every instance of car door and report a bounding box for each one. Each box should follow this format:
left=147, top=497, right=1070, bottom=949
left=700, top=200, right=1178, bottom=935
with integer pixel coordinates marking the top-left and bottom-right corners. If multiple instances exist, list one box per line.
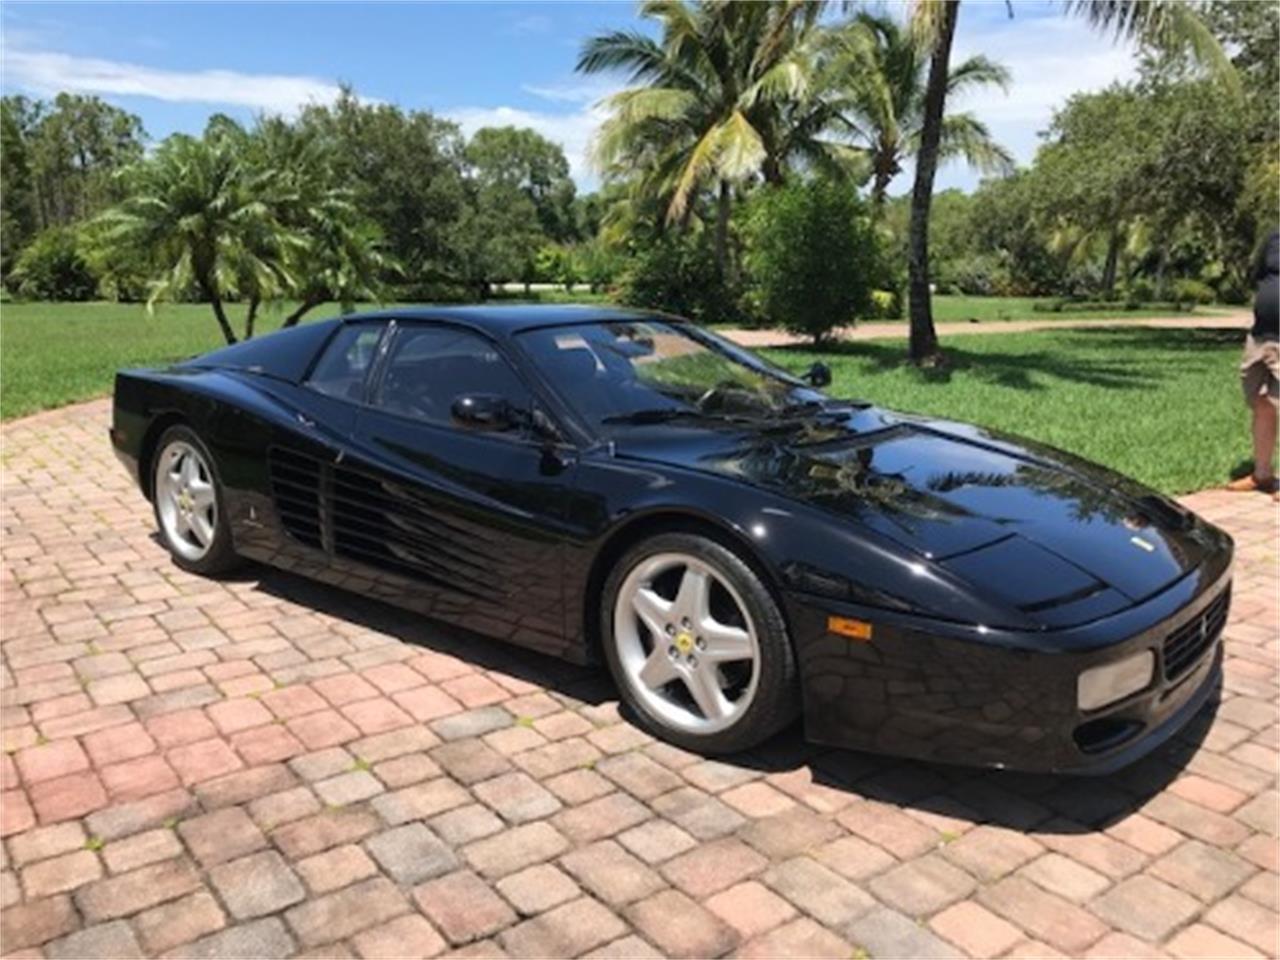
left=342, top=321, right=580, bottom=657
left=235, top=320, right=389, bottom=570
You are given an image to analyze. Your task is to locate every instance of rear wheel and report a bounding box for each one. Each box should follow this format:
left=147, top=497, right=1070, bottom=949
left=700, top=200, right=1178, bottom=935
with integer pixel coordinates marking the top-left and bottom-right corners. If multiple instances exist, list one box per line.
left=601, top=532, right=799, bottom=754
left=152, top=425, right=240, bottom=575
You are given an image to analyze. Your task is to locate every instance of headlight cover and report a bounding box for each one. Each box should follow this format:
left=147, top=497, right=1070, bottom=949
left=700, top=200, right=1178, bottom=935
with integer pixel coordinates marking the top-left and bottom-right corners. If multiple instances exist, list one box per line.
left=1078, top=650, right=1155, bottom=711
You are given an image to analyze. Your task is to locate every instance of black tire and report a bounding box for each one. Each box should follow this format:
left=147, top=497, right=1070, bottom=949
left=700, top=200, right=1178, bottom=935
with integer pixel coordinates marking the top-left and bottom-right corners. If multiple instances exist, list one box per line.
left=600, top=531, right=800, bottom=754
left=151, top=424, right=242, bottom=576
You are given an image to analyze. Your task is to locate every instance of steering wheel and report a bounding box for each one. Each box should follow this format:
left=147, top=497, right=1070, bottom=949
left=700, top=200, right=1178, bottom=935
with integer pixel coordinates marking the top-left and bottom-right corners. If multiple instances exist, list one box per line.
left=384, top=372, right=438, bottom=421
left=695, top=379, right=745, bottom=413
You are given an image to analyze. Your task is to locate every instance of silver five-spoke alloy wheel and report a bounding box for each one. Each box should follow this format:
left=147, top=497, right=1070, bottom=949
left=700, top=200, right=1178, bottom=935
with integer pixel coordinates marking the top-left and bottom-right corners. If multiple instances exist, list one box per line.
left=613, top=552, right=760, bottom=735
left=155, top=440, right=218, bottom=562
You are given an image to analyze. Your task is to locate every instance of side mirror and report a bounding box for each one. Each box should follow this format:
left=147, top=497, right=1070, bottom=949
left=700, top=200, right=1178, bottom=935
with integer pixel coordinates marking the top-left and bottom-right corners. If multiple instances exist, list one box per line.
left=452, top=393, right=517, bottom=432
left=805, top=362, right=832, bottom=388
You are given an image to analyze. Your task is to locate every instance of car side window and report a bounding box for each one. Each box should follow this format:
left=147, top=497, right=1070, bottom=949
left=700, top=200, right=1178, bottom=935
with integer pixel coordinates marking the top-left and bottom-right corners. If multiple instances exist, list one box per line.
left=373, top=325, right=532, bottom=430
left=307, top=324, right=384, bottom=402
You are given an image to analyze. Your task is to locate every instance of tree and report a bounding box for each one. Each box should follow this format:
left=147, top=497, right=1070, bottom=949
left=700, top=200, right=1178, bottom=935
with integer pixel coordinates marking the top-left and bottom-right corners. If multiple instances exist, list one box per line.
left=297, top=90, right=468, bottom=294
left=578, top=0, right=824, bottom=280
left=906, top=0, right=959, bottom=364
left=1034, top=86, right=1154, bottom=296
left=0, top=98, right=37, bottom=281
left=829, top=12, right=1012, bottom=207
left=1, top=94, right=145, bottom=281
left=247, top=117, right=395, bottom=330
left=904, top=0, right=1233, bottom=364
left=101, top=128, right=297, bottom=344
left=744, top=178, right=878, bottom=343
left=23, top=94, right=145, bottom=228
left=448, top=182, right=543, bottom=299
left=466, top=127, right=577, bottom=242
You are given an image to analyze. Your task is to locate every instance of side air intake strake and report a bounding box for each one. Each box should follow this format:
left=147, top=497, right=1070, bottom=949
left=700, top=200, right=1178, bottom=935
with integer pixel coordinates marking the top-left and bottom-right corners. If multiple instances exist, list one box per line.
left=267, top=448, right=323, bottom=549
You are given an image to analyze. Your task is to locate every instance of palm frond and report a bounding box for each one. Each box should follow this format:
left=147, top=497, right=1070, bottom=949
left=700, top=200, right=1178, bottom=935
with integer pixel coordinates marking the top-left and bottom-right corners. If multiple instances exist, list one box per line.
left=947, top=54, right=1011, bottom=95
left=1062, top=0, right=1239, bottom=94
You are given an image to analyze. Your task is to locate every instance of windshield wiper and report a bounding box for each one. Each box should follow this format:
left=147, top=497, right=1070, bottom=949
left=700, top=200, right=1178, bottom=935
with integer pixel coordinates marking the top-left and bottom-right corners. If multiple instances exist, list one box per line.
left=601, top=408, right=761, bottom=426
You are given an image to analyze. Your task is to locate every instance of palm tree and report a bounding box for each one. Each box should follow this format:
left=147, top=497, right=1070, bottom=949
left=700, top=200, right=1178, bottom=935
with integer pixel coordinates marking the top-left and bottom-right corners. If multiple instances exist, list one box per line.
left=101, top=128, right=296, bottom=344
left=249, top=118, right=396, bottom=329
left=905, top=0, right=1235, bottom=365
left=280, top=194, right=394, bottom=328
left=578, top=0, right=824, bottom=280
left=829, top=12, right=1012, bottom=208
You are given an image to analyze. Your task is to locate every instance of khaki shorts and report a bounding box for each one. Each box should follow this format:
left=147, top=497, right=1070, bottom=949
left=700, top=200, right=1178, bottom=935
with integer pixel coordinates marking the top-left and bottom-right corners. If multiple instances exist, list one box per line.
left=1241, top=335, right=1279, bottom=408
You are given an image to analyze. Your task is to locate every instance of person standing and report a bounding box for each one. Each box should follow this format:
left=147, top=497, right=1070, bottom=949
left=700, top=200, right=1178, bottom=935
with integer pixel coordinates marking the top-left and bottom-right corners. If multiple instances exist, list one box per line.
left=1228, top=229, right=1279, bottom=501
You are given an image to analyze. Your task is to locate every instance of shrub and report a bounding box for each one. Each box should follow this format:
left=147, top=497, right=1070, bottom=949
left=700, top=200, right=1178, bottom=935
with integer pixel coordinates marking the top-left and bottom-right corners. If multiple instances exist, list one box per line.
left=617, top=233, right=738, bottom=325
left=742, top=179, right=876, bottom=342
left=573, top=240, right=625, bottom=294
left=937, top=254, right=1009, bottom=297
left=1171, top=277, right=1215, bottom=306
left=1124, top=278, right=1155, bottom=305
left=10, top=227, right=98, bottom=301
left=534, top=244, right=579, bottom=291
left=868, top=289, right=902, bottom=319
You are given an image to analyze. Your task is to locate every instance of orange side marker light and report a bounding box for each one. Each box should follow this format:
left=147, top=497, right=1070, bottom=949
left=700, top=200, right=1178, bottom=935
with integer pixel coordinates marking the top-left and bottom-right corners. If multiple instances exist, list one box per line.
left=827, top=616, right=873, bottom=642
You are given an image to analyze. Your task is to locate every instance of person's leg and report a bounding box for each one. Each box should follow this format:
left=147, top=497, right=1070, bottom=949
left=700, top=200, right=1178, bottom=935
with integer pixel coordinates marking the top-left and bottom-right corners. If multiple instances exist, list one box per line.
left=1253, top=391, right=1277, bottom=486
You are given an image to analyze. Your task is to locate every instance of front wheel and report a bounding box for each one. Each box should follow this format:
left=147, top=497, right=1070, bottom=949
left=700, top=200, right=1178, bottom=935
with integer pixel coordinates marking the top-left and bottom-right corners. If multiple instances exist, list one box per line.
left=601, top=532, right=799, bottom=754
left=152, top=425, right=241, bottom=576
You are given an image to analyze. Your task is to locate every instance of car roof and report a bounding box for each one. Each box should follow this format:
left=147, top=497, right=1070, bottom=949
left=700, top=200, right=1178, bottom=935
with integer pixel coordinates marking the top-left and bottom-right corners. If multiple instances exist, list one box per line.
left=339, top=304, right=680, bottom=337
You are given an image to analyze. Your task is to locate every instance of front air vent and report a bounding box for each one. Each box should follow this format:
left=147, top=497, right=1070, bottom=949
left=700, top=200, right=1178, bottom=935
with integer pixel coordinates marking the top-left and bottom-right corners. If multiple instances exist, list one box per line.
left=1163, top=585, right=1230, bottom=681
left=267, top=448, right=323, bottom=549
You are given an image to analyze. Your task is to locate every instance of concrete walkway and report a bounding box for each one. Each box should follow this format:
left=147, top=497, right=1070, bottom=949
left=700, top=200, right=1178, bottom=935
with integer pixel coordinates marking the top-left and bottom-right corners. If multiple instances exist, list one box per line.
left=720, top=311, right=1252, bottom=349
left=1, top=398, right=1276, bottom=958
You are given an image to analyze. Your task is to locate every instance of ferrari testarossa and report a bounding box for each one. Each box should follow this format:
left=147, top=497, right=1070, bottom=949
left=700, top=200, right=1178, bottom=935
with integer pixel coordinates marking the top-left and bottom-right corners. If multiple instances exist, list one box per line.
left=112, top=306, right=1232, bottom=772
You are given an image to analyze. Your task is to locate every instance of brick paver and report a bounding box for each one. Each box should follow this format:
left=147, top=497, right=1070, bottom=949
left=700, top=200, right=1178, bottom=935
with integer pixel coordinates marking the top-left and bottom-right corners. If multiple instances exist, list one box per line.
left=0, top=397, right=1276, bottom=958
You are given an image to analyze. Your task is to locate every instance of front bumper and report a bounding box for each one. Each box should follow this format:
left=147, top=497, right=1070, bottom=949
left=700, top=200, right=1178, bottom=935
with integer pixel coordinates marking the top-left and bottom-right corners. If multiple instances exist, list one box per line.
left=787, top=560, right=1231, bottom=774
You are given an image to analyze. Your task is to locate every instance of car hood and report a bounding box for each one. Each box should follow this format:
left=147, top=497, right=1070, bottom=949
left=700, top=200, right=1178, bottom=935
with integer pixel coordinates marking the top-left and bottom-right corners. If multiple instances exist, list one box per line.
left=611, top=406, right=1221, bottom=616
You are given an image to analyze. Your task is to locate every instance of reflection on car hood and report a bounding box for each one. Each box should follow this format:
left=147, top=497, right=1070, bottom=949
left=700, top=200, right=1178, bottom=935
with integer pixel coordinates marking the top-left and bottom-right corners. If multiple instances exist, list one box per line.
left=611, top=406, right=1221, bottom=609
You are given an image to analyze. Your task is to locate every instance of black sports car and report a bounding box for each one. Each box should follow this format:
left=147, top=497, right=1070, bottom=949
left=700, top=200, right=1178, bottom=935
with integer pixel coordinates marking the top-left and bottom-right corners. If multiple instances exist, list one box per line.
left=111, top=306, right=1232, bottom=772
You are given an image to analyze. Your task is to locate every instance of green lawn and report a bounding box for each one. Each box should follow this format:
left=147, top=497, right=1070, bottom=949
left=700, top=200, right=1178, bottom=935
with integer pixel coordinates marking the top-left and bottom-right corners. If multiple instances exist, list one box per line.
left=763, top=326, right=1248, bottom=495
left=1, top=300, right=1249, bottom=495
left=0, top=295, right=611, bottom=420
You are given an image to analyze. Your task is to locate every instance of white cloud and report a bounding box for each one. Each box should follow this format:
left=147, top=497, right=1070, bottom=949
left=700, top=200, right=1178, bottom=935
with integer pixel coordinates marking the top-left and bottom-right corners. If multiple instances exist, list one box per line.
left=446, top=101, right=612, bottom=188
left=933, top=13, right=1139, bottom=189
left=522, top=78, right=619, bottom=104
left=1, top=47, right=354, bottom=115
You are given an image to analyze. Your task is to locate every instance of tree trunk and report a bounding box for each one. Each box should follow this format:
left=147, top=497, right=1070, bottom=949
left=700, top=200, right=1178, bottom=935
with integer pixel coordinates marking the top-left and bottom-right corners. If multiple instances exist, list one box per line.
left=199, top=277, right=237, bottom=345
left=715, top=178, right=732, bottom=285
left=870, top=149, right=899, bottom=211
left=243, top=296, right=260, bottom=341
left=1101, top=226, right=1121, bottom=298
left=1155, top=244, right=1169, bottom=301
left=282, top=295, right=321, bottom=328
left=907, top=0, right=960, bottom=366
left=762, top=154, right=785, bottom=187
left=870, top=175, right=889, bottom=210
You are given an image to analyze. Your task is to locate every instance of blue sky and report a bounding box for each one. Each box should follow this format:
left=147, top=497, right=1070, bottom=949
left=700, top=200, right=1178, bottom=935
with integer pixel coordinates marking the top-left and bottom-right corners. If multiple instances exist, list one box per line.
left=1, top=1, right=1141, bottom=194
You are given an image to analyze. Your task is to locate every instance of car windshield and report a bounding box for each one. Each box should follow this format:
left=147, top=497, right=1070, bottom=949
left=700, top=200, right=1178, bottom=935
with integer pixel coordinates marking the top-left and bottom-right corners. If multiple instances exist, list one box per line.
left=517, top=320, right=817, bottom=430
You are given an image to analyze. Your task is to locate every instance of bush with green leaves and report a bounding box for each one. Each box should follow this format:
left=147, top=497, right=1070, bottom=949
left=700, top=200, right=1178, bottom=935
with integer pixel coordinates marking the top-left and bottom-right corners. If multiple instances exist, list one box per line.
left=1171, top=277, right=1215, bottom=306
left=573, top=239, right=625, bottom=293
left=617, top=233, right=738, bottom=326
left=10, top=226, right=98, bottom=301
left=868, top=289, right=902, bottom=319
left=534, top=244, right=579, bottom=290
left=743, top=178, right=877, bottom=342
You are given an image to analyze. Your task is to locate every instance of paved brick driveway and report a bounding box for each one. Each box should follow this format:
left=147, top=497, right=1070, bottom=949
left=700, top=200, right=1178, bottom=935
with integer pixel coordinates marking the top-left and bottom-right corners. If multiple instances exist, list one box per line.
left=1, top=398, right=1276, bottom=959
